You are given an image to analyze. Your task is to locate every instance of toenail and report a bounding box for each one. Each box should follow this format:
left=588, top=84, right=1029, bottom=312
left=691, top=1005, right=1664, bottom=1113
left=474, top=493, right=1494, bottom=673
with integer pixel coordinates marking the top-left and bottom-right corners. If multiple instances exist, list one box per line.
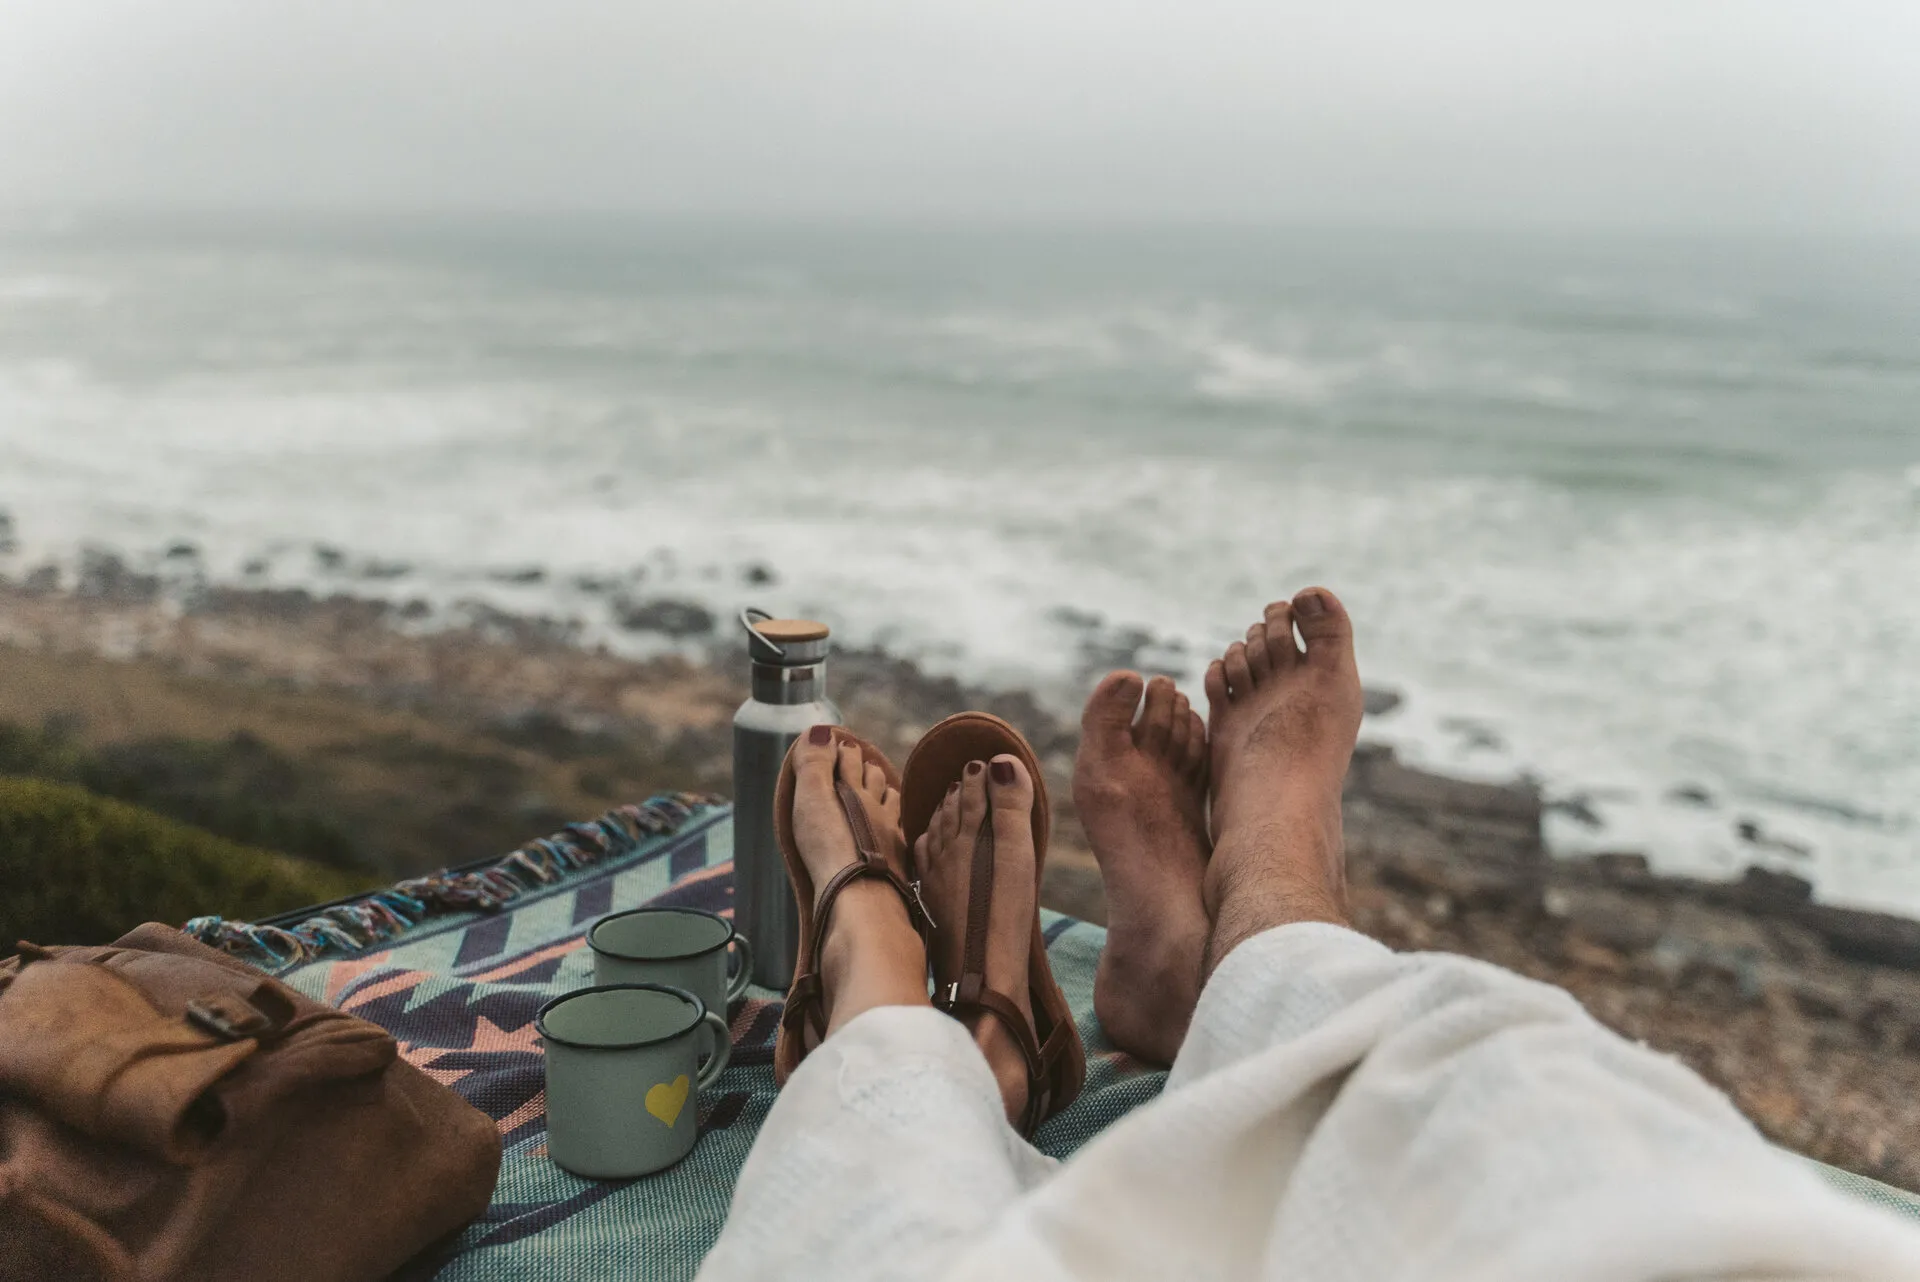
left=808, top=725, right=833, bottom=746
left=1295, top=591, right=1326, bottom=617
left=965, top=761, right=984, bottom=777
left=989, top=760, right=1014, bottom=785
left=947, top=781, right=960, bottom=796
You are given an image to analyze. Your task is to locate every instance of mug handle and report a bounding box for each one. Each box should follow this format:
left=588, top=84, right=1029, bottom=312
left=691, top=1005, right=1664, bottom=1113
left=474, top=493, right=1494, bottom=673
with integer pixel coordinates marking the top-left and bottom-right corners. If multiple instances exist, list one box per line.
left=696, top=1011, right=732, bottom=1089
left=725, top=933, right=755, bottom=1003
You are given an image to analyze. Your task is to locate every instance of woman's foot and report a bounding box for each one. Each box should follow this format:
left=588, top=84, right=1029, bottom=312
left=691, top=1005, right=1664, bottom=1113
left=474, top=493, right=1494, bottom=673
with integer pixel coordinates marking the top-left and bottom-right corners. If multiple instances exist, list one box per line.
left=1072, top=672, right=1212, bottom=1064
left=1201, top=589, right=1364, bottom=974
left=789, top=725, right=930, bottom=1043
left=915, top=756, right=1040, bottom=1127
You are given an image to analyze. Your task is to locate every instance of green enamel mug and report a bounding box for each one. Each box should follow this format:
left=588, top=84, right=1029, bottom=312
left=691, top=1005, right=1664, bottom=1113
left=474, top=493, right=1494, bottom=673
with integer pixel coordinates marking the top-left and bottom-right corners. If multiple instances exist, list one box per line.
left=588, top=907, right=754, bottom=1023
left=537, top=983, right=731, bottom=1178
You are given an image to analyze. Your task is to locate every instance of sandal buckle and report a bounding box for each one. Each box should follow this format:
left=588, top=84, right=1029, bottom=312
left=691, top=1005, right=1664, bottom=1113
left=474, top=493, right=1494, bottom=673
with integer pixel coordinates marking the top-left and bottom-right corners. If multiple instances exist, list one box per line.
left=909, top=879, right=936, bottom=931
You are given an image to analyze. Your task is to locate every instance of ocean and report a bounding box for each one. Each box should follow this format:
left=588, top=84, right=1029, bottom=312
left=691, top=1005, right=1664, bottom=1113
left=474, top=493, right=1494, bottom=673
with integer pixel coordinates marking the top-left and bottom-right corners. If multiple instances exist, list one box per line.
left=2, top=215, right=1916, bottom=910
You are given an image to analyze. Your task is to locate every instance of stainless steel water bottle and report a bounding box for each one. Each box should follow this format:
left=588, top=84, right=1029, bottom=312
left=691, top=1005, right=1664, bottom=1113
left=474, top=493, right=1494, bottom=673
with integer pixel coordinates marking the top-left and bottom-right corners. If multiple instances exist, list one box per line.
left=732, top=608, right=842, bottom=990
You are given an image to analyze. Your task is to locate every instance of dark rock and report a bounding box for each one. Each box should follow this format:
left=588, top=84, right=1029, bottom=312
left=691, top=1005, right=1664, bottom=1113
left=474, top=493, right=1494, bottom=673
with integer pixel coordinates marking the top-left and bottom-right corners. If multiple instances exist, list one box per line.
left=489, top=565, right=547, bottom=585
left=1800, top=904, right=1920, bottom=971
left=399, top=598, right=432, bottom=620
left=1362, top=687, right=1404, bottom=717
left=1351, top=740, right=1396, bottom=768
left=456, top=600, right=581, bottom=648
left=1440, top=716, right=1505, bottom=752
left=1048, top=605, right=1102, bottom=631
left=242, top=558, right=269, bottom=577
left=163, top=541, right=200, bottom=561
left=23, top=564, right=59, bottom=595
left=611, top=597, right=717, bottom=638
left=1587, top=851, right=1653, bottom=885
left=1667, top=783, right=1716, bottom=808
left=1078, top=626, right=1156, bottom=673
left=0, top=509, right=15, bottom=554
left=191, top=586, right=318, bottom=622
left=1736, top=818, right=1812, bottom=859
left=75, top=549, right=159, bottom=604
left=1737, top=865, right=1814, bottom=913
left=743, top=563, right=778, bottom=587
left=1546, top=793, right=1605, bottom=829
left=358, top=559, right=411, bottom=580
left=571, top=574, right=621, bottom=594
left=312, top=544, right=347, bottom=572
left=1348, top=749, right=1543, bottom=845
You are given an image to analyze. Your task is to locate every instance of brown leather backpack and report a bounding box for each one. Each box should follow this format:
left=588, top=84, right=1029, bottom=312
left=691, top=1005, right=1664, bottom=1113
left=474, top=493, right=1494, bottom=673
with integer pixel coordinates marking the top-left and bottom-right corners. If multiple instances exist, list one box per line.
left=0, top=923, right=501, bottom=1282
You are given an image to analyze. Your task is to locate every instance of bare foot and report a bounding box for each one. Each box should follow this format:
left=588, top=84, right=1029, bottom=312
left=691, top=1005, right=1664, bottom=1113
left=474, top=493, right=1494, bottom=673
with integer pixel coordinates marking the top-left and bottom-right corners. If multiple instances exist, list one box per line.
left=916, top=756, right=1039, bottom=1127
left=1201, top=588, right=1364, bottom=976
left=789, top=725, right=929, bottom=1042
left=1073, top=672, right=1211, bottom=1064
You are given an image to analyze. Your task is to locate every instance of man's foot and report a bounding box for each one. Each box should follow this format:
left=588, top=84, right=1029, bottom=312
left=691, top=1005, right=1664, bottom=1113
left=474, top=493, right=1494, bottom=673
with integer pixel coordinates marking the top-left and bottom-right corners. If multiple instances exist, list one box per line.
left=1201, top=588, right=1364, bottom=975
left=1073, top=672, right=1211, bottom=1064
left=916, top=756, right=1040, bottom=1127
left=789, top=726, right=930, bottom=1043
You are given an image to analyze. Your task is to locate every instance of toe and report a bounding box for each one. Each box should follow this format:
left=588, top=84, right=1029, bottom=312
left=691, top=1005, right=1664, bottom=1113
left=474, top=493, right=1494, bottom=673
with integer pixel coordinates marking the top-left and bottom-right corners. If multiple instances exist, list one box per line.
left=1181, top=708, right=1209, bottom=781
left=938, top=781, right=962, bottom=848
left=1167, top=691, right=1192, bottom=758
left=793, top=723, right=838, bottom=784
left=986, top=754, right=1036, bottom=852
left=957, top=760, right=990, bottom=846
left=1081, top=671, right=1145, bottom=754
left=1138, top=676, right=1177, bottom=754
left=1262, top=601, right=1300, bottom=670
left=1223, top=639, right=1253, bottom=696
left=1204, top=660, right=1229, bottom=731
left=835, top=739, right=865, bottom=790
left=1293, top=586, right=1355, bottom=670
left=862, top=761, right=888, bottom=799
left=1243, top=621, right=1271, bottom=680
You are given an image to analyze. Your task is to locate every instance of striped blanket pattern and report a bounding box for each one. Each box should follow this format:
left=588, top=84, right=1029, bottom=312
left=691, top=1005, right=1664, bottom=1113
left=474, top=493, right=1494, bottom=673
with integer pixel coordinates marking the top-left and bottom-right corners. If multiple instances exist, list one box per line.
left=272, top=805, right=1166, bottom=1282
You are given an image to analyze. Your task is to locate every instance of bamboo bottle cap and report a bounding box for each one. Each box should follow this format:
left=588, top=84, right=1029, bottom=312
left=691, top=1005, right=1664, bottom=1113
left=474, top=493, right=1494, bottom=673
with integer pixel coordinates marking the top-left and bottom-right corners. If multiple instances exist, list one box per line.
left=751, top=619, right=830, bottom=644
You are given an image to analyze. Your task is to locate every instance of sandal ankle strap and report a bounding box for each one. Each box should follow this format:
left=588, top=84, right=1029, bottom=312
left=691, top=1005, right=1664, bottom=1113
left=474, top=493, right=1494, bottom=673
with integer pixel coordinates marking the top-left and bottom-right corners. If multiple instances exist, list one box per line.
left=781, top=780, right=931, bottom=1043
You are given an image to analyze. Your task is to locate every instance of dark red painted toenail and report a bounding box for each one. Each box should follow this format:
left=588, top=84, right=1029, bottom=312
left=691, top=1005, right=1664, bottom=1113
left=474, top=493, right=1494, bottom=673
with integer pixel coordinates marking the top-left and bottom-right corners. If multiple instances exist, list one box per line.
left=989, top=760, right=1015, bottom=785
left=965, top=761, right=984, bottom=777
left=1295, top=591, right=1327, bottom=617
left=808, top=725, right=832, bottom=745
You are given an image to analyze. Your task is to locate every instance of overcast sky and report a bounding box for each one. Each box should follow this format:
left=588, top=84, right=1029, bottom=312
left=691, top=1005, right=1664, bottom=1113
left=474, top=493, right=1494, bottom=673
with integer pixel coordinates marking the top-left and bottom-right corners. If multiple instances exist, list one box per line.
left=2, top=1, right=1916, bottom=230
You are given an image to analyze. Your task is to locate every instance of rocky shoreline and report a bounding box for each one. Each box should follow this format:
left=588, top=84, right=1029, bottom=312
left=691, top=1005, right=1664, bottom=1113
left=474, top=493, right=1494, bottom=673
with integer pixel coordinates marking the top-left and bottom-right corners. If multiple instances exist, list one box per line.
left=2, top=560, right=1918, bottom=1189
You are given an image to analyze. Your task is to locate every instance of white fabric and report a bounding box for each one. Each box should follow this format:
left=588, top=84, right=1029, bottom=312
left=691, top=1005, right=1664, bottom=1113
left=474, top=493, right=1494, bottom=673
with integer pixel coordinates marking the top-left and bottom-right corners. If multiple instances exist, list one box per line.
left=699, top=923, right=1920, bottom=1282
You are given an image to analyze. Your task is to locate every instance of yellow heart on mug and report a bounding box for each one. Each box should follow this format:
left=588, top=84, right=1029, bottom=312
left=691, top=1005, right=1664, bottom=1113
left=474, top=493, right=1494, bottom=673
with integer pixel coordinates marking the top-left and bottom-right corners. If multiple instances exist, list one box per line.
left=645, top=1074, right=692, bottom=1128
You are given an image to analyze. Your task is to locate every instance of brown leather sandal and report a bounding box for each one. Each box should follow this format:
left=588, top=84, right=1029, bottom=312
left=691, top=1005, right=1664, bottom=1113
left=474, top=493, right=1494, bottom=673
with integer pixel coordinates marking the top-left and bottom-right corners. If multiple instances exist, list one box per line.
left=902, top=712, right=1086, bottom=1137
left=771, top=726, right=932, bottom=1086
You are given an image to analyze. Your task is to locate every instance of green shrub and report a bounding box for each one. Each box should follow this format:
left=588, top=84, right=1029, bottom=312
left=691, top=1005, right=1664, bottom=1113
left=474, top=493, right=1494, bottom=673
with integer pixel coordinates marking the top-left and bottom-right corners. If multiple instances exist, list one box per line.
left=0, top=776, right=372, bottom=948
left=0, top=719, right=371, bottom=871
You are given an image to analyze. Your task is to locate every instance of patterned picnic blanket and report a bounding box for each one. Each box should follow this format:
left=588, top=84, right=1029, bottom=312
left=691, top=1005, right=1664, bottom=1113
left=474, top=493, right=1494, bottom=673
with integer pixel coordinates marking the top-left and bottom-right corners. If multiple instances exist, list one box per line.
left=265, top=803, right=1166, bottom=1281
left=247, top=802, right=1920, bottom=1280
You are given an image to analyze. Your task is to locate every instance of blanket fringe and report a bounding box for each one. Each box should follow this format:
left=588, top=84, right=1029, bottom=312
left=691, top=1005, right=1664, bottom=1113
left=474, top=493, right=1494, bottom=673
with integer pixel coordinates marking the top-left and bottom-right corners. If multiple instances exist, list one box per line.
left=185, top=792, right=722, bottom=970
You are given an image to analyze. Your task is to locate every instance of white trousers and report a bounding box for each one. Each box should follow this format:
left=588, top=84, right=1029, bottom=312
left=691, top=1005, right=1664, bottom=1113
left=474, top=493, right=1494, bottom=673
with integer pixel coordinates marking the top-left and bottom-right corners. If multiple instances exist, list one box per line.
left=699, top=923, right=1920, bottom=1282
